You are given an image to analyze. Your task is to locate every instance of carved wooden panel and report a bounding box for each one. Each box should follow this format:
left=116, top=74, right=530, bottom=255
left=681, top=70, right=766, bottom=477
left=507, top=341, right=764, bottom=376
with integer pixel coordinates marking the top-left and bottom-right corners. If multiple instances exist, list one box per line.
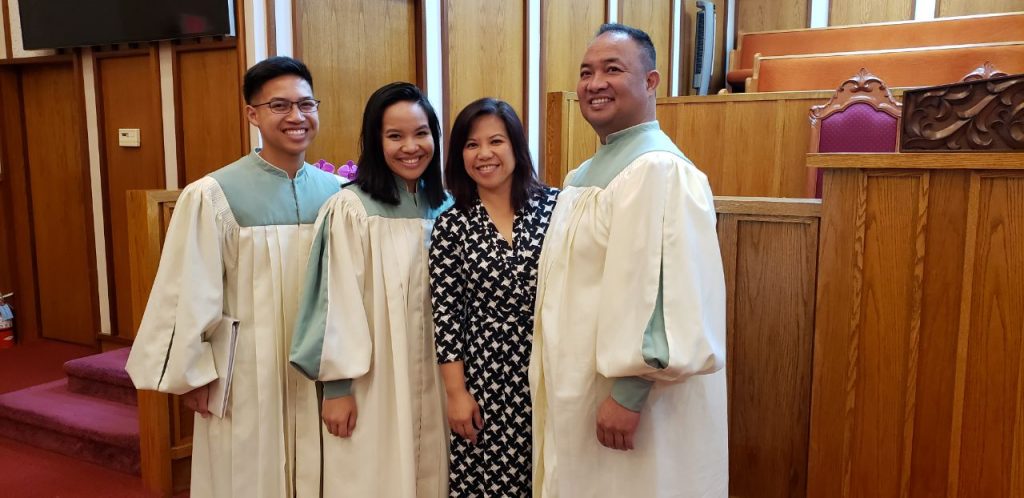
left=901, top=73, right=1024, bottom=152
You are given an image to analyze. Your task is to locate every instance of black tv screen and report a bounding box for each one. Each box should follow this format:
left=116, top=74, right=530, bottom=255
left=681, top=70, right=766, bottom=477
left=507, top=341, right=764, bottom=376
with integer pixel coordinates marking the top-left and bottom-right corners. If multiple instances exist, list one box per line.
left=19, top=0, right=235, bottom=50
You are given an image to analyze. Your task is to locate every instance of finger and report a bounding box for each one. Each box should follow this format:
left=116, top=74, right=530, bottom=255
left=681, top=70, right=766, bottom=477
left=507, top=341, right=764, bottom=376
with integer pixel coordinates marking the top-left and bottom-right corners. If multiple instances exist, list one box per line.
left=613, top=432, right=626, bottom=451
left=347, top=412, right=357, bottom=435
left=473, top=409, right=484, bottom=430
left=596, top=426, right=610, bottom=448
left=624, top=431, right=634, bottom=451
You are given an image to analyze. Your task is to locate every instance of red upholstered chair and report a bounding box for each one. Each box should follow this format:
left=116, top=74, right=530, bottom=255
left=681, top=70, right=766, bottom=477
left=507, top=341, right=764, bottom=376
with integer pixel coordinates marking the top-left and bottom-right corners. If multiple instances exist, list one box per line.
left=808, top=68, right=901, bottom=197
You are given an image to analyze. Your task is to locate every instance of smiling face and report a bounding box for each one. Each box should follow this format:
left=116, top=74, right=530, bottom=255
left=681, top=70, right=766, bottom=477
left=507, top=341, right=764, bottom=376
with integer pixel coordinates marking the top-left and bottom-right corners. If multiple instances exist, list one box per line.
left=463, top=114, right=516, bottom=197
left=245, top=74, right=318, bottom=164
left=381, top=100, right=435, bottom=191
left=577, top=32, right=659, bottom=142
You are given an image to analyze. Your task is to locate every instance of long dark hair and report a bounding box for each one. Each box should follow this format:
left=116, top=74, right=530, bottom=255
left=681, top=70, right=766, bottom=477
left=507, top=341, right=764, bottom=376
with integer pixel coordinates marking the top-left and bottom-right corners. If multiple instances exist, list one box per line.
left=354, top=82, right=445, bottom=209
left=445, top=98, right=542, bottom=211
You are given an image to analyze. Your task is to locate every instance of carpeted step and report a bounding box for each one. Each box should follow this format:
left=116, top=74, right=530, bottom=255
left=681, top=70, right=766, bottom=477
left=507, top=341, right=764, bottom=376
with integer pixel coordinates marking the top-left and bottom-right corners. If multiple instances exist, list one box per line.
left=63, top=347, right=137, bottom=405
left=0, top=379, right=140, bottom=475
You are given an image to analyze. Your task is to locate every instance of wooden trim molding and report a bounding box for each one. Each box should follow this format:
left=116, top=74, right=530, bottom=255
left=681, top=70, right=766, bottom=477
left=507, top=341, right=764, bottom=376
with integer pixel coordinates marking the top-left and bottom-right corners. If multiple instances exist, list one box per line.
left=808, top=153, right=1024, bottom=170
left=960, top=61, right=1008, bottom=82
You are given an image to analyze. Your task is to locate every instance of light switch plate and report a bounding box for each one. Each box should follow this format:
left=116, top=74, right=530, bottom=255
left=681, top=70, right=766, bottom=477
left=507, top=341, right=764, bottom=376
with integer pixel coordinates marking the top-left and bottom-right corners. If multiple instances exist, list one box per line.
left=118, top=128, right=141, bottom=147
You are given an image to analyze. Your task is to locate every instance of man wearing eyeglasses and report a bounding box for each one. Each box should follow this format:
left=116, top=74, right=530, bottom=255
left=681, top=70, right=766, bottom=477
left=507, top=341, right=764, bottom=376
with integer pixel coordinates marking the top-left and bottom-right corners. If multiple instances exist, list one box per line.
left=127, top=56, right=340, bottom=498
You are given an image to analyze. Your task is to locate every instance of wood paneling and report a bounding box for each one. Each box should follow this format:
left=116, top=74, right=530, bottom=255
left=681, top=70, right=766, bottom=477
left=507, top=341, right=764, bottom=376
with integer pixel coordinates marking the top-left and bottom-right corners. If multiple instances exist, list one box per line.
left=829, top=0, right=914, bottom=26
left=21, top=63, right=97, bottom=345
left=444, top=0, right=526, bottom=125
left=542, top=0, right=606, bottom=96
left=175, top=45, right=246, bottom=185
left=545, top=90, right=834, bottom=197
left=938, top=0, right=1024, bottom=17
left=621, top=0, right=674, bottom=98
left=0, top=68, right=38, bottom=342
left=717, top=198, right=820, bottom=498
left=295, top=0, right=419, bottom=165
left=95, top=52, right=165, bottom=339
left=736, top=0, right=809, bottom=35
left=808, top=153, right=1024, bottom=498
left=953, top=173, right=1024, bottom=498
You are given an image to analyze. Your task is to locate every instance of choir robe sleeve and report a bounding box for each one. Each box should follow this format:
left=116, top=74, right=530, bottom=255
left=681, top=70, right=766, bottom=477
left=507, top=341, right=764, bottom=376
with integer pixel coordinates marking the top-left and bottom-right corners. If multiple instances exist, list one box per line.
left=290, top=193, right=371, bottom=400
left=429, top=211, right=467, bottom=364
left=125, top=180, right=227, bottom=395
left=597, top=153, right=726, bottom=389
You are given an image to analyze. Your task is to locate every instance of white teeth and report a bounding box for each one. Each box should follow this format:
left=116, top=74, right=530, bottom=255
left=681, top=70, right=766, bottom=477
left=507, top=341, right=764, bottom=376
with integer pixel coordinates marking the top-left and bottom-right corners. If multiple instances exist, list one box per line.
left=400, top=158, right=420, bottom=165
left=591, top=98, right=610, bottom=104
left=285, top=129, right=306, bottom=136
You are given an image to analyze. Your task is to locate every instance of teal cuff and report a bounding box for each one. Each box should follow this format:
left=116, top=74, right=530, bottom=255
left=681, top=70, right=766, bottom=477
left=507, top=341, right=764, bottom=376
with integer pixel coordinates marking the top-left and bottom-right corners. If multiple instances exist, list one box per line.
left=611, top=376, right=654, bottom=412
left=322, top=379, right=353, bottom=399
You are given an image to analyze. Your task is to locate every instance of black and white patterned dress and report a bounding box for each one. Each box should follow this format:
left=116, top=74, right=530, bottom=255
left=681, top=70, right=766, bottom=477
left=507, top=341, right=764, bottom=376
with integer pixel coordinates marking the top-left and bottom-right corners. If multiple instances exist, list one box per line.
left=429, top=186, right=559, bottom=497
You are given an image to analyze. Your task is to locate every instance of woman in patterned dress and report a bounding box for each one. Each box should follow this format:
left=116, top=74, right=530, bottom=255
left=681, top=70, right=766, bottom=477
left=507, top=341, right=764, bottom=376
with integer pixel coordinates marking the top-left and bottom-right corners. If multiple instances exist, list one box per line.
left=430, top=98, right=558, bottom=497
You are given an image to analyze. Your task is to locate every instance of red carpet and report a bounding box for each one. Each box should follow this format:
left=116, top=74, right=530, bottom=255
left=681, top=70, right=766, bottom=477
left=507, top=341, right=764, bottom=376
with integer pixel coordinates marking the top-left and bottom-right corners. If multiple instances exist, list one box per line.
left=0, top=341, right=188, bottom=497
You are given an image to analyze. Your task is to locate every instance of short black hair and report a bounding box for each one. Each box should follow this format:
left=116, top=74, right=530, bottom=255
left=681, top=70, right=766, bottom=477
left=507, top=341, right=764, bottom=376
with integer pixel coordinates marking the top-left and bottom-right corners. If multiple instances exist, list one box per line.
left=596, top=23, right=657, bottom=72
left=445, top=98, right=542, bottom=212
left=243, top=56, right=314, bottom=104
left=354, top=82, right=446, bottom=209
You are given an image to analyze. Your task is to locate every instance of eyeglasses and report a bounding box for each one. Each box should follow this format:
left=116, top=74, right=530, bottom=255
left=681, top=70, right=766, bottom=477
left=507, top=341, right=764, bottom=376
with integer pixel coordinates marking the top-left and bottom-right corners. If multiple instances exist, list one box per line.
left=251, top=99, right=321, bottom=114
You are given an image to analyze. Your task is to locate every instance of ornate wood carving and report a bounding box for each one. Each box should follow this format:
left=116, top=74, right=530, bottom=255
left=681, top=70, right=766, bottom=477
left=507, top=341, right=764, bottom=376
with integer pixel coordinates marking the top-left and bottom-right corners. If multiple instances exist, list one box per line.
left=901, top=73, right=1024, bottom=152
left=809, top=68, right=902, bottom=127
left=960, top=62, right=1008, bottom=83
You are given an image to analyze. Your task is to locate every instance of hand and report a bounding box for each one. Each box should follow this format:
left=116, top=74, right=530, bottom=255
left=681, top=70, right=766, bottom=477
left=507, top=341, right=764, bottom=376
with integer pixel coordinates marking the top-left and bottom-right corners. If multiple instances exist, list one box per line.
left=447, top=389, right=483, bottom=444
left=322, top=395, right=358, bottom=438
left=181, top=384, right=212, bottom=418
left=596, top=395, right=641, bottom=451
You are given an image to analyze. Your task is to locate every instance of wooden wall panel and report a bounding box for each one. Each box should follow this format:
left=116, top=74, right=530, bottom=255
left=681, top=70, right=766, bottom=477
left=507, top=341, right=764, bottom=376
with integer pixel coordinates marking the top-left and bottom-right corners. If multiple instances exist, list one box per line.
left=96, top=53, right=166, bottom=339
left=938, top=0, right=1024, bottom=17
left=954, top=174, right=1024, bottom=498
left=0, top=68, right=39, bottom=342
left=717, top=199, right=820, bottom=498
left=547, top=91, right=832, bottom=197
left=295, top=0, right=418, bottom=165
left=21, top=63, right=97, bottom=345
left=621, top=0, right=674, bottom=98
left=542, top=0, right=606, bottom=96
left=444, top=0, right=526, bottom=126
left=829, top=0, right=914, bottom=26
left=808, top=154, right=1024, bottom=498
left=736, top=0, right=809, bottom=35
left=175, top=46, right=246, bottom=185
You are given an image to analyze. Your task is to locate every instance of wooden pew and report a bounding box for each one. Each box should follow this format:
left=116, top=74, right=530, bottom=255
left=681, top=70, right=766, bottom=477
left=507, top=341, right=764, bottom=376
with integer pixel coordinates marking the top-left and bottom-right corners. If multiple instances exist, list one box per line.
left=807, top=152, right=1024, bottom=498
left=727, top=12, right=1024, bottom=90
left=749, top=41, right=1024, bottom=92
left=547, top=90, right=901, bottom=197
left=127, top=189, right=191, bottom=497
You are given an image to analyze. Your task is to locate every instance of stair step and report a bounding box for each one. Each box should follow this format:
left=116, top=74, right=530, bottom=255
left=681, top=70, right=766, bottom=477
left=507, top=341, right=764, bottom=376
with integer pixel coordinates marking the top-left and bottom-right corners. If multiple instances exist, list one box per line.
left=0, top=379, right=140, bottom=474
left=63, top=348, right=137, bottom=405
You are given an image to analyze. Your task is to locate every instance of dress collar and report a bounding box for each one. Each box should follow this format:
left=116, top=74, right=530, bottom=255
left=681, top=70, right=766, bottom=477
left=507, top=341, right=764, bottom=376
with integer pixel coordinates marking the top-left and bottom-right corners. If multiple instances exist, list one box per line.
left=604, top=121, right=661, bottom=145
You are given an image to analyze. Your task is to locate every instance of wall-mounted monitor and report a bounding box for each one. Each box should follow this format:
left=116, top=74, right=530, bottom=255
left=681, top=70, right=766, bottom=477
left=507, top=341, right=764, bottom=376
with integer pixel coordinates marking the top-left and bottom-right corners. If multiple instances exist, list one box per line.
left=19, top=0, right=235, bottom=50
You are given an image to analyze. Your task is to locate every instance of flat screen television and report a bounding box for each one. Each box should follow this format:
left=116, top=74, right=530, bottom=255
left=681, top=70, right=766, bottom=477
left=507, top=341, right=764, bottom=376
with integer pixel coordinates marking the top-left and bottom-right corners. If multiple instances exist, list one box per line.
left=19, top=0, right=235, bottom=50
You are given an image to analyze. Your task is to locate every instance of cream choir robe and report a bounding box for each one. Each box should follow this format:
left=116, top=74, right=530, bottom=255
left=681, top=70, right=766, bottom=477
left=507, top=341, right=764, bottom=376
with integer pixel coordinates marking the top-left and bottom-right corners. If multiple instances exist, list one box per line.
left=290, top=184, right=450, bottom=498
left=126, top=152, right=340, bottom=498
left=531, top=121, right=728, bottom=498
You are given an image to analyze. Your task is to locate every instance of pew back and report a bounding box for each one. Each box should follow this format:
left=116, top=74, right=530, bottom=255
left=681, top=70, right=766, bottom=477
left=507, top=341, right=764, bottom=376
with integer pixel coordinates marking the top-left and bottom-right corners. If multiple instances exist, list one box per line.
left=751, top=41, right=1024, bottom=92
left=728, top=12, right=1024, bottom=86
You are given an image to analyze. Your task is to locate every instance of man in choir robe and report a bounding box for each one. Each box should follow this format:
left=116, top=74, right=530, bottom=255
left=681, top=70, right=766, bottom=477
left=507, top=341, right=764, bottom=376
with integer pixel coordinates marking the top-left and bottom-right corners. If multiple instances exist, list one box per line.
left=126, top=56, right=340, bottom=498
left=530, top=23, right=728, bottom=497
